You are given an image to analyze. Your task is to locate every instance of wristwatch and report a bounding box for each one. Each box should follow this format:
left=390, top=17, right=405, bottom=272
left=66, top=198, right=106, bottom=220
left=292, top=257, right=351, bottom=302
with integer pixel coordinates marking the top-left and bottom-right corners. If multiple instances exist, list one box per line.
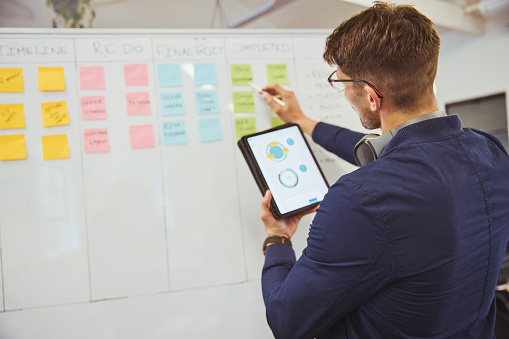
left=263, top=235, right=292, bottom=255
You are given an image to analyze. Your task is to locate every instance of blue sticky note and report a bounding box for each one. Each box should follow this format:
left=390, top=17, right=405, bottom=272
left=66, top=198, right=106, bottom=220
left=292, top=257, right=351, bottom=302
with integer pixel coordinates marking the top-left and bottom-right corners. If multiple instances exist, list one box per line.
left=194, top=63, right=217, bottom=86
left=160, top=92, right=185, bottom=116
left=198, top=118, right=223, bottom=143
left=195, top=91, right=220, bottom=115
left=157, top=64, right=182, bottom=87
left=161, top=121, right=187, bottom=145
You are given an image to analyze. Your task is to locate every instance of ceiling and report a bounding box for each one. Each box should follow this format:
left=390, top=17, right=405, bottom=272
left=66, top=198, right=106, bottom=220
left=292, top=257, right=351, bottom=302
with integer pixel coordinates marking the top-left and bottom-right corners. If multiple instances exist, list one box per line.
left=0, top=0, right=506, bottom=34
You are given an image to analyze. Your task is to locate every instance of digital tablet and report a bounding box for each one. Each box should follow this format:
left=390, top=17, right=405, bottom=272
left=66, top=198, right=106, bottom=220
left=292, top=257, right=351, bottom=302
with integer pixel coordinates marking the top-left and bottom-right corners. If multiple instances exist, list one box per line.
left=238, top=123, right=329, bottom=219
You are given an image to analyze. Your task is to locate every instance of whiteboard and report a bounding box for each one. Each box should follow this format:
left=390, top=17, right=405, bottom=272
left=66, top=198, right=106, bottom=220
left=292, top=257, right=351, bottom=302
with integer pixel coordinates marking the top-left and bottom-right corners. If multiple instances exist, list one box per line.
left=0, top=29, right=365, bottom=338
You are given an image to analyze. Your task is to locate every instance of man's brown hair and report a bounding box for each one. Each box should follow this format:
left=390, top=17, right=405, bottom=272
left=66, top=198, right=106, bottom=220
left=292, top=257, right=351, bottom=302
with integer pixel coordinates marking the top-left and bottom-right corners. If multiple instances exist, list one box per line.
left=323, top=1, right=440, bottom=110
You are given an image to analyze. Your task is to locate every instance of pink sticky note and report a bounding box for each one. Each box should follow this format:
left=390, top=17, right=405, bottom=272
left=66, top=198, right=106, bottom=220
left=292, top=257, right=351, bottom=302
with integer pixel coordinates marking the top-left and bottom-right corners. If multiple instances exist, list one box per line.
left=129, top=124, right=155, bottom=149
left=126, top=92, right=151, bottom=116
left=124, top=63, right=149, bottom=87
left=80, top=66, right=105, bottom=90
left=81, top=96, right=107, bottom=120
left=83, top=128, right=110, bottom=153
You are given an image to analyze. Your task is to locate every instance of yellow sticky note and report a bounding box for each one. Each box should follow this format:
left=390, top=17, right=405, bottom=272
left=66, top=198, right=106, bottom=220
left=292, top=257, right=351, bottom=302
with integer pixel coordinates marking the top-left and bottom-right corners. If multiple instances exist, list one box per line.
left=41, top=134, right=69, bottom=160
left=0, top=134, right=27, bottom=161
left=267, top=64, right=289, bottom=85
left=270, top=117, right=285, bottom=128
left=0, top=103, right=25, bottom=129
left=235, top=117, right=256, bottom=140
left=232, top=91, right=255, bottom=113
left=230, top=64, right=253, bottom=86
left=38, top=67, right=66, bottom=91
left=0, top=68, right=24, bottom=92
left=41, top=101, right=70, bottom=127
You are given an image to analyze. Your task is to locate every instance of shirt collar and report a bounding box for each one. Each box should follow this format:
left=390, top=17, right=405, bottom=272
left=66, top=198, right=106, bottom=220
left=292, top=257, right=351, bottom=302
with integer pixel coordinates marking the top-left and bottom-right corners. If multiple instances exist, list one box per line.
left=382, top=114, right=463, bottom=156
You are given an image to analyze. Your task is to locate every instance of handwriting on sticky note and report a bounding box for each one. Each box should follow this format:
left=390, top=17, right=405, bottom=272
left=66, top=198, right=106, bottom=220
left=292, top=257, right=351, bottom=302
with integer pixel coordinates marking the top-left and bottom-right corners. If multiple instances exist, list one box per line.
left=267, top=63, right=289, bottom=85
left=198, top=118, right=222, bottom=143
left=80, top=66, right=105, bottom=90
left=83, top=129, right=110, bottom=153
left=41, top=134, right=69, bottom=160
left=126, top=92, right=151, bottom=116
left=231, top=64, right=253, bottom=86
left=124, top=63, right=149, bottom=87
left=38, top=66, right=66, bottom=91
left=0, top=68, right=24, bottom=92
left=157, top=64, right=183, bottom=87
left=129, top=124, right=155, bottom=149
left=232, top=91, right=255, bottom=113
left=162, top=121, right=187, bottom=145
left=41, top=101, right=70, bottom=127
left=235, top=117, right=256, bottom=140
left=195, top=91, right=220, bottom=115
left=160, top=92, right=185, bottom=116
left=80, top=96, right=107, bottom=120
left=0, top=103, right=25, bottom=129
left=194, top=63, right=218, bottom=86
left=0, top=134, right=27, bottom=161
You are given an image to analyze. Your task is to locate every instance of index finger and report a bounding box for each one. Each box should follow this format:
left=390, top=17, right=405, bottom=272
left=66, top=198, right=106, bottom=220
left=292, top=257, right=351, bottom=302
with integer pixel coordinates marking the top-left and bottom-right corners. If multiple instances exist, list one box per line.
left=262, top=84, right=286, bottom=96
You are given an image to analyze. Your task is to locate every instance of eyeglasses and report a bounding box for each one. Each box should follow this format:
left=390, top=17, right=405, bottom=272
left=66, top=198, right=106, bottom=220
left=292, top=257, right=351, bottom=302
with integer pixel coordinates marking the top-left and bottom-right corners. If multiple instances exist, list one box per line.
left=327, top=71, right=383, bottom=99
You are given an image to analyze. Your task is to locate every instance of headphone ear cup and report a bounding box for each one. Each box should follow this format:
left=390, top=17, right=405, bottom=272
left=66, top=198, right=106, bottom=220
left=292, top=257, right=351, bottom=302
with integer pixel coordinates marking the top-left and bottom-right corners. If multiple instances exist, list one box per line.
left=354, top=138, right=377, bottom=166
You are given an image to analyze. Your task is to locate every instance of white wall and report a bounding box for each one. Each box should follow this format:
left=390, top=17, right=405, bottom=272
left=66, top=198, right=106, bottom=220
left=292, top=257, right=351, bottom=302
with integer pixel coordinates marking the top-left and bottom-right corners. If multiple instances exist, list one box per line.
left=436, top=22, right=509, bottom=138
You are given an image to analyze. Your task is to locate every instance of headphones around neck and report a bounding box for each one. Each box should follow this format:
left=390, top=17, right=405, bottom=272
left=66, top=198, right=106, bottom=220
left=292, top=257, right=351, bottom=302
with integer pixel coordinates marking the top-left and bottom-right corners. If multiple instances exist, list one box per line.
left=353, top=111, right=447, bottom=167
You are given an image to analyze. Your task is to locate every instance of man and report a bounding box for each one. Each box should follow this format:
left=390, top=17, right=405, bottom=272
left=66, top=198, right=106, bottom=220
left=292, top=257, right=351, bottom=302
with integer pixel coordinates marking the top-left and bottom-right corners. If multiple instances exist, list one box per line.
left=258, top=2, right=509, bottom=338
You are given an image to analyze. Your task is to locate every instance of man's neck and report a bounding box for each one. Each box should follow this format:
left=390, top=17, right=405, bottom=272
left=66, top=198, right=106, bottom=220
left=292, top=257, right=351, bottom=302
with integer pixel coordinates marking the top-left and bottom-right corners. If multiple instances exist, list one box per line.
left=379, top=101, right=440, bottom=134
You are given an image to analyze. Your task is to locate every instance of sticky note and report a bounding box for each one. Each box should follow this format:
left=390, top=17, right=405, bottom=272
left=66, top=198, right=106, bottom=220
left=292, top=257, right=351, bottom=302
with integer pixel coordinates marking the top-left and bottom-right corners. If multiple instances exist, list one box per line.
left=161, top=121, right=187, bottom=145
left=80, top=66, right=105, bottom=90
left=157, top=64, right=183, bottom=87
left=160, top=92, right=185, bottom=116
left=41, top=101, right=70, bottom=127
left=195, top=91, right=220, bottom=115
left=80, top=96, right=107, bottom=120
left=41, top=134, right=69, bottom=160
left=230, top=64, right=253, bottom=86
left=0, top=68, right=24, bottom=92
left=198, top=118, right=223, bottom=143
left=126, top=92, right=151, bottom=116
left=270, top=117, right=285, bottom=128
left=267, top=64, right=289, bottom=85
left=232, top=91, right=255, bottom=113
left=0, top=103, right=25, bottom=129
left=38, top=67, right=65, bottom=91
left=129, top=124, right=155, bottom=149
left=235, top=117, right=256, bottom=140
left=0, top=134, right=26, bottom=161
left=124, top=63, right=149, bottom=87
left=194, top=63, right=217, bottom=86
left=83, top=128, right=109, bottom=153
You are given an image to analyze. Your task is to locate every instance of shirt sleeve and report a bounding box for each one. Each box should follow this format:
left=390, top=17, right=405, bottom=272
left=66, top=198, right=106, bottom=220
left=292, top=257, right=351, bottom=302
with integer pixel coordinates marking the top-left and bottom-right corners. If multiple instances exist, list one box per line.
left=311, top=122, right=365, bottom=166
left=262, top=177, right=394, bottom=339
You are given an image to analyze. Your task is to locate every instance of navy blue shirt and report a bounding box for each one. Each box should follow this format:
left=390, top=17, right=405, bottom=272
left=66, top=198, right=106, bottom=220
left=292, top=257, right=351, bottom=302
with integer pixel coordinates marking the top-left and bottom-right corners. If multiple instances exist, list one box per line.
left=262, top=115, right=509, bottom=338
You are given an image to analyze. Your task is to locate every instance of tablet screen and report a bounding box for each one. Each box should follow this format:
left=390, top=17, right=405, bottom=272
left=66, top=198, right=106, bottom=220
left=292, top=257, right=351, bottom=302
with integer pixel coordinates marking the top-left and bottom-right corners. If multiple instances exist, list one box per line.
left=247, top=125, right=329, bottom=215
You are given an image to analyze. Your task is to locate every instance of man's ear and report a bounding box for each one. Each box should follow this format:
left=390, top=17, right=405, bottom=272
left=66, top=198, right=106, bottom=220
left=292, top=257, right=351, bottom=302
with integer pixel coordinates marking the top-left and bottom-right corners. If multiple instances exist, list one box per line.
left=365, top=84, right=382, bottom=112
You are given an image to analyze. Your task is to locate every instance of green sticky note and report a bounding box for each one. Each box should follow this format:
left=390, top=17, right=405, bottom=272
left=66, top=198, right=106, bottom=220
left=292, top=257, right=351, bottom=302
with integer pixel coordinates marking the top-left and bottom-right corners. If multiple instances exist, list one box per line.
left=270, top=117, right=285, bottom=128
left=232, top=91, right=255, bottom=113
left=267, top=64, right=289, bottom=85
left=230, top=64, right=253, bottom=86
left=235, top=117, right=256, bottom=140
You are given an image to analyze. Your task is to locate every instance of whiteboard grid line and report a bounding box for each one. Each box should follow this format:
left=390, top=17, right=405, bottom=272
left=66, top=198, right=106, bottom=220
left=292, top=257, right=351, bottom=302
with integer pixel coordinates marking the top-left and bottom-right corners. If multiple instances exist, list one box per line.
left=223, top=36, right=250, bottom=283
left=149, top=36, right=173, bottom=293
left=0, top=278, right=260, bottom=314
left=72, top=37, right=95, bottom=304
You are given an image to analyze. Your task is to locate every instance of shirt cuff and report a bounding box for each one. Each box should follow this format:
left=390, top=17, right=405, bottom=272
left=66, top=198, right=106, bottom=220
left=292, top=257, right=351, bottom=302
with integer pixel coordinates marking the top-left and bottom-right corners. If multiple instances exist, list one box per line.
left=264, top=243, right=296, bottom=265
